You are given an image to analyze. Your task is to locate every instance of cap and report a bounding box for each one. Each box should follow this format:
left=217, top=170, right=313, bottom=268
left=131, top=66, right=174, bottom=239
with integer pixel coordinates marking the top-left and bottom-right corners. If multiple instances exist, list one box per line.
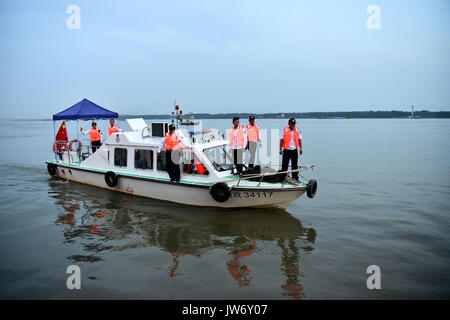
left=249, top=115, right=255, bottom=120
left=92, top=121, right=97, bottom=125
left=288, top=118, right=296, bottom=124
left=169, top=124, right=176, bottom=130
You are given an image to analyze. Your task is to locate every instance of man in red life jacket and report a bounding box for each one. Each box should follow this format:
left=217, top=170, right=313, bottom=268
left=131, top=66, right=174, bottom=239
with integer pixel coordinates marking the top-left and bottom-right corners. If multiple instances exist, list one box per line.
left=108, top=119, right=120, bottom=136
left=186, top=156, right=208, bottom=175
left=194, top=156, right=208, bottom=175
left=279, top=118, right=303, bottom=180
left=158, top=124, right=184, bottom=182
left=229, top=117, right=247, bottom=174
left=246, top=115, right=261, bottom=169
left=80, top=122, right=102, bottom=153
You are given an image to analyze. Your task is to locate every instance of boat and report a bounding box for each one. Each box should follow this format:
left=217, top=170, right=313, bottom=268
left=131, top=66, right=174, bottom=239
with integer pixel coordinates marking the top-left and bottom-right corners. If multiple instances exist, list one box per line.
left=46, top=99, right=318, bottom=208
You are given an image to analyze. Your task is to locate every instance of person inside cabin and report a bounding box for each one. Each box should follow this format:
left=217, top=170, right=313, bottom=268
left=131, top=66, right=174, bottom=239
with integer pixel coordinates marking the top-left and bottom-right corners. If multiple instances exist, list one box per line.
left=80, top=122, right=102, bottom=153
left=158, top=124, right=184, bottom=183
left=186, top=156, right=208, bottom=175
left=194, top=156, right=208, bottom=175
left=108, top=119, right=121, bottom=136
left=229, top=117, right=247, bottom=174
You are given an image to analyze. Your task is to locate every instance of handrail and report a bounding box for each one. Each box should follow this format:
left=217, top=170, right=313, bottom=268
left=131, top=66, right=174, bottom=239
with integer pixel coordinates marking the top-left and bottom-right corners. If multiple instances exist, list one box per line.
left=216, top=165, right=315, bottom=186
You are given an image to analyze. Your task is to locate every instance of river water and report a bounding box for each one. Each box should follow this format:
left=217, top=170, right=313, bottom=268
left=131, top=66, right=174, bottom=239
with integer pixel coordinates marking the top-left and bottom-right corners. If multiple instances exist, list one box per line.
left=0, top=118, right=449, bottom=299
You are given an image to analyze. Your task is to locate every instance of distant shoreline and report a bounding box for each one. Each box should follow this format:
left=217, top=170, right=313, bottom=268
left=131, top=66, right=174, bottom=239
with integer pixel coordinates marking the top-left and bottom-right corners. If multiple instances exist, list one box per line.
left=118, top=110, right=450, bottom=120
left=5, top=110, right=450, bottom=121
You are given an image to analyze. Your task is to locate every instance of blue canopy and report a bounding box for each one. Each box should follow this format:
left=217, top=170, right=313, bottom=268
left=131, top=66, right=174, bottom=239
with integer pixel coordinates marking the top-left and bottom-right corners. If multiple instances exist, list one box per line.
left=53, top=99, right=118, bottom=121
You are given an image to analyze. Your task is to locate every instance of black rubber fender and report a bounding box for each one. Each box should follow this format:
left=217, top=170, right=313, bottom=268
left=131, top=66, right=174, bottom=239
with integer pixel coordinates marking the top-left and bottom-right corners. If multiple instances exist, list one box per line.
left=47, top=163, right=57, bottom=176
left=306, top=179, right=317, bottom=198
left=210, top=182, right=231, bottom=202
left=105, top=171, right=119, bottom=188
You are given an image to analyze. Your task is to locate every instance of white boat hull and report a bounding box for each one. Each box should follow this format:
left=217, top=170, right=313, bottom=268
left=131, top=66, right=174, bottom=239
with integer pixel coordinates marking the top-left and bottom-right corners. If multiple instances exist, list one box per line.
left=48, top=162, right=306, bottom=208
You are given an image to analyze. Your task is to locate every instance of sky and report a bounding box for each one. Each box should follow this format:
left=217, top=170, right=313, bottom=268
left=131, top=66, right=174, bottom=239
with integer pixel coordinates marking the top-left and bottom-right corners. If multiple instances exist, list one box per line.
left=0, top=0, right=449, bottom=118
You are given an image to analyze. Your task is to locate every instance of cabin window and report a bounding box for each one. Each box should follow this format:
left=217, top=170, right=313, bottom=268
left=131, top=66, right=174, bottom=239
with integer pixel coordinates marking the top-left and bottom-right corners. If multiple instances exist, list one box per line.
left=114, top=148, right=127, bottom=167
left=135, top=149, right=153, bottom=170
left=157, top=151, right=167, bottom=171
left=182, top=150, right=209, bottom=176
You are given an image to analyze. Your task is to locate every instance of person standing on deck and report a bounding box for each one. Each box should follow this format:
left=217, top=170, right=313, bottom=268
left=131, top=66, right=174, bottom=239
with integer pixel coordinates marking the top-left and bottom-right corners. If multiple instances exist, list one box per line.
left=158, top=124, right=184, bottom=183
left=246, top=115, right=261, bottom=169
left=108, top=119, right=121, bottom=136
left=80, top=122, right=102, bottom=153
left=229, top=117, right=247, bottom=174
left=279, top=118, right=303, bottom=181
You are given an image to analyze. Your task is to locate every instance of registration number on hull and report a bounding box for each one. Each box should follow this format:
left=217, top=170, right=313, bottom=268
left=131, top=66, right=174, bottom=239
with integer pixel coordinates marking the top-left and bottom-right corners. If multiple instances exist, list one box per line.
left=231, top=191, right=273, bottom=198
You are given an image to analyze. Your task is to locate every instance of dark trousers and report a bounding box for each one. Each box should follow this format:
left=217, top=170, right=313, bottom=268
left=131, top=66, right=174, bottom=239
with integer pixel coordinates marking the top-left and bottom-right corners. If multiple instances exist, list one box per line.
left=248, top=141, right=258, bottom=168
left=233, top=148, right=244, bottom=173
left=166, top=150, right=180, bottom=181
left=92, top=140, right=101, bottom=153
left=281, top=149, right=298, bottom=180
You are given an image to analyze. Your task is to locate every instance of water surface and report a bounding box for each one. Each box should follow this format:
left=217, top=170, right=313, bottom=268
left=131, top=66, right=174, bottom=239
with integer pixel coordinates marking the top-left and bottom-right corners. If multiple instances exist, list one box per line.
left=0, top=118, right=449, bottom=299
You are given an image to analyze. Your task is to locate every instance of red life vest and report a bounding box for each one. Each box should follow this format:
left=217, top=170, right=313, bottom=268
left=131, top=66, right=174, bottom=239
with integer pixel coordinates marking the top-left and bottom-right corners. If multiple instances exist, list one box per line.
left=108, top=124, right=118, bottom=136
left=196, top=161, right=207, bottom=175
left=229, top=125, right=245, bottom=147
left=282, top=126, right=300, bottom=149
left=89, top=128, right=101, bottom=142
left=246, top=123, right=259, bottom=142
left=165, top=132, right=180, bottom=150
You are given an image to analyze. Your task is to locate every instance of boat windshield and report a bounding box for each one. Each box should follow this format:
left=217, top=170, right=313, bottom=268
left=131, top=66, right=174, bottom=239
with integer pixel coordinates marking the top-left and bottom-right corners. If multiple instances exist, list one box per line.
left=203, top=145, right=235, bottom=172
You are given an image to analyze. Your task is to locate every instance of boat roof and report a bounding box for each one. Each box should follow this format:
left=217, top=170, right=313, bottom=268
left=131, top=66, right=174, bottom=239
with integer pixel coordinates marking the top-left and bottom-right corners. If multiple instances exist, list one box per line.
left=105, top=129, right=227, bottom=150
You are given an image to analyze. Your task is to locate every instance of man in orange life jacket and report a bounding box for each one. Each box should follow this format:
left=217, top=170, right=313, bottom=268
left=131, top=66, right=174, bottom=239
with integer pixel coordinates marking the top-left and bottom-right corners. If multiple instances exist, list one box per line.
left=185, top=156, right=208, bottom=175
left=246, top=115, right=261, bottom=169
left=108, top=119, right=120, bottom=136
left=80, top=122, right=102, bottom=153
left=279, top=118, right=303, bottom=180
left=158, top=124, right=184, bottom=182
left=229, top=117, right=247, bottom=174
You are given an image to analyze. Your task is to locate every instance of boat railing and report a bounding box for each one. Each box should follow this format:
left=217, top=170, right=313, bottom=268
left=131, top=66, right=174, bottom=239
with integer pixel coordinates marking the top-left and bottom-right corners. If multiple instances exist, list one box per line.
left=53, top=141, right=69, bottom=162
left=53, top=140, right=86, bottom=165
left=217, top=166, right=315, bottom=188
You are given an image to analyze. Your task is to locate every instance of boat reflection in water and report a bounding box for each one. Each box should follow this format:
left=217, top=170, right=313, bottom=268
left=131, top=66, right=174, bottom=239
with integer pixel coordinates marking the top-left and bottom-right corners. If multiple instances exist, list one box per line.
left=49, top=179, right=316, bottom=300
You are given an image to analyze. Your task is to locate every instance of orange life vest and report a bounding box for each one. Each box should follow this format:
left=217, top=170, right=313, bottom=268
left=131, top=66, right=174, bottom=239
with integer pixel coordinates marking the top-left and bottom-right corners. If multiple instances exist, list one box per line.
left=89, top=128, right=101, bottom=142
left=246, top=123, right=259, bottom=142
left=165, top=132, right=180, bottom=150
left=196, top=163, right=206, bottom=175
left=282, top=126, right=300, bottom=149
left=108, top=124, right=118, bottom=136
left=229, top=125, right=245, bottom=147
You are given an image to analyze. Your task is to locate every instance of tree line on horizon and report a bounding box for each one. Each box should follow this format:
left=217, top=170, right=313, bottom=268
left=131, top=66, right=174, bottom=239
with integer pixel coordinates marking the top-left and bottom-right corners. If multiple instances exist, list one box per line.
left=118, top=110, right=450, bottom=120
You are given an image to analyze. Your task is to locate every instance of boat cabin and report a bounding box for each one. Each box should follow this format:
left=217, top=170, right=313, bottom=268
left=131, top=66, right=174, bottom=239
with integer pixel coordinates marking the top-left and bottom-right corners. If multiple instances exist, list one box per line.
left=56, top=118, right=235, bottom=181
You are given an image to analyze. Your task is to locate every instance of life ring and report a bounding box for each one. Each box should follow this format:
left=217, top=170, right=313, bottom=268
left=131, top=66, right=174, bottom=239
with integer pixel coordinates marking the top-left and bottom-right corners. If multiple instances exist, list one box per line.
left=52, top=141, right=68, bottom=152
left=69, top=139, right=82, bottom=151
left=210, top=182, right=231, bottom=202
left=105, top=171, right=119, bottom=188
left=306, top=179, right=317, bottom=198
left=47, top=163, right=57, bottom=176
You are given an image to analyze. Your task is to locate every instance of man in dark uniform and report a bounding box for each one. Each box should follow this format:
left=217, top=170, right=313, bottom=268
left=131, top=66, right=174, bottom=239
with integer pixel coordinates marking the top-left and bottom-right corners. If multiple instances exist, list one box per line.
left=158, top=124, right=184, bottom=182
left=279, top=118, right=303, bottom=180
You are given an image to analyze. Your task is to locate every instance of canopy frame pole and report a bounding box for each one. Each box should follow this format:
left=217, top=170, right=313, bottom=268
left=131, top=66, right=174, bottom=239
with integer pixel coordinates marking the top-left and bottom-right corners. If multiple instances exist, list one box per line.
left=53, top=120, right=57, bottom=162
left=76, top=119, right=80, bottom=165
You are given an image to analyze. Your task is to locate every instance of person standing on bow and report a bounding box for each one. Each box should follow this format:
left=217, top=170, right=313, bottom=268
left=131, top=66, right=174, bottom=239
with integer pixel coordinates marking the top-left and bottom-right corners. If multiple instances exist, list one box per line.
left=229, top=117, right=247, bottom=174
left=279, top=118, right=303, bottom=181
left=246, top=115, right=261, bottom=170
left=158, top=124, right=184, bottom=183
left=108, top=119, right=121, bottom=136
left=80, top=121, right=102, bottom=153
